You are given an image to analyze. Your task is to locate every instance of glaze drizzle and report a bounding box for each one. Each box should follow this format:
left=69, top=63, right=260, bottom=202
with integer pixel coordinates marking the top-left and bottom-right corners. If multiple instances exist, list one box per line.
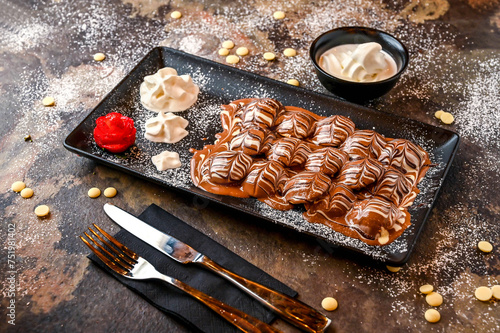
left=190, top=98, right=431, bottom=246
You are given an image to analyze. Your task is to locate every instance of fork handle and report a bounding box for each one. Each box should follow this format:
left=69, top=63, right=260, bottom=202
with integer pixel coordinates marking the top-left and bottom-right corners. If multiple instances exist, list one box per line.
left=198, top=256, right=331, bottom=333
left=166, top=277, right=282, bottom=333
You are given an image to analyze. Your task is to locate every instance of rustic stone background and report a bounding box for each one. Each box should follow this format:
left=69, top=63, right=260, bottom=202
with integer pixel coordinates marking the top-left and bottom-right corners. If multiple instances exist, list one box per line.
left=0, top=0, right=498, bottom=332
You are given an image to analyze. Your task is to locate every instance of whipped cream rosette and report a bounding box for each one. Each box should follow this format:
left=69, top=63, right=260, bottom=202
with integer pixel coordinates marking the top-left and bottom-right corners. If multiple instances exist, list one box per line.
left=144, top=112, right=189, bottom=144
left=152, top=150, right=181, bottom=171
left=140, top=67, right=199, bottom=112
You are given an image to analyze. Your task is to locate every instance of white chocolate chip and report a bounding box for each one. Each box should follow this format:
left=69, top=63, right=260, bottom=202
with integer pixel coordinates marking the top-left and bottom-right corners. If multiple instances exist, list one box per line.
left=226, top=55, right=240, bottom=64
left=283, top=48, right=297, bottom=57
left=475, top=286, right=493, bottom=301
left=491, top=285, right=500, bottom=299
left=419, top=284, right=434, bottom=294
left=88, top=187, right=101, bottom=198
left=20, top=188, right=34, bottom=198
left=378, top=227, right=389, bottom=245
left=273, top=11, right=285, bottom=19
left=321, top=297, right=338, bottom=311
left=103, top=187, right=117, bottom=198
left=218, top=48, right=230, bottom=56
left=440, top=112, right=454, bottom=124
left=170, top=11, right=182, bottom=19
left=263, top=52, right=275, bottom=61
left=236, top=47, right=249, bottom=56
left=287, top=79, right=299, bottom=86
left=42, top=97, right=55, bottom=106
left=425, top=292, right=443, bottom=307
left=424, top=309, right=441, bottom=323
left=11, top=181, right=26, bottom=192
left=93, top=53, right=106, bottom=61
left=478, top=241, right=493, bottom=253
left=386, top=265, right=401, bottom=273
left=35, top=205, right=50, bottom=217
left=222, top=40, right=235, bottom=49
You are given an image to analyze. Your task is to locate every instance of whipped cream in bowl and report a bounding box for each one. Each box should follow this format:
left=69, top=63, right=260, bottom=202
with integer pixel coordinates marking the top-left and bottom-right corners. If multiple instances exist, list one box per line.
left=310, top=27, right=409, bottom=101
left=319, top=42, right=398, bottom=83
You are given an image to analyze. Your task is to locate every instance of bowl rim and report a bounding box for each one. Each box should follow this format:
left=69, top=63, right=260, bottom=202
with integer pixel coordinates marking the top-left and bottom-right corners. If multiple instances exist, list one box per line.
left=309, top=26, right=410, bottom=86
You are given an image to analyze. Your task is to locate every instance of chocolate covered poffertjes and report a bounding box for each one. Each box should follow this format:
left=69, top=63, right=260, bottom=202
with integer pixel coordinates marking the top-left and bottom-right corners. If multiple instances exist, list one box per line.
left=190, top=98, right=431, bottom=246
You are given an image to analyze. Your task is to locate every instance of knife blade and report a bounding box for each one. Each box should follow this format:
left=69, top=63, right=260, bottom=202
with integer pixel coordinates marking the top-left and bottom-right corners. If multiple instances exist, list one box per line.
left=103, top=203, right=331, bottom=333
left=103, top=203, right=203, bottom=264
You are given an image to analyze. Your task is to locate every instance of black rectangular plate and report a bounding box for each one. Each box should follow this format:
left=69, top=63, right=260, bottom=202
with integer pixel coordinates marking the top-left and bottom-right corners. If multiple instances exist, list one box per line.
left=64, top=47, right=459, bottom=265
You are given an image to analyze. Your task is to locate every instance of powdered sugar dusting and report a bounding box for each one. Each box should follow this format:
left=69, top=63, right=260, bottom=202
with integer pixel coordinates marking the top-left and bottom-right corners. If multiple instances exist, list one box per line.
left=1, top=0, right=499, bottom=329
left=455, top=56, right=500, bottom=149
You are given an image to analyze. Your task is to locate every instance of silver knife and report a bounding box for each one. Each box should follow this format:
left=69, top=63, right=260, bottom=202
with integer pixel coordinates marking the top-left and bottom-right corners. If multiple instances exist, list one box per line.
left=103, top=203, right=331, bottom=333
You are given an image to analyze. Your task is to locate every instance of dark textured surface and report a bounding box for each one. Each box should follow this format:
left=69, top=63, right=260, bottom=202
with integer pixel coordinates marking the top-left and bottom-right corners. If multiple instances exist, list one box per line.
left=0, top=0, right=499, bottom=332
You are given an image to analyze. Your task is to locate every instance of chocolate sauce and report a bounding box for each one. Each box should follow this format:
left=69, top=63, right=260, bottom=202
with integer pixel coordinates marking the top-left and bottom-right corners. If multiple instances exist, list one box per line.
left=191, top=98, right=431, bottom=246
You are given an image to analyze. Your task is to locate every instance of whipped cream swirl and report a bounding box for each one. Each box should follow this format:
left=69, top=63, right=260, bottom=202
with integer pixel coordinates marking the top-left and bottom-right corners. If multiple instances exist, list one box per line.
left=144, top=112, right=189, bottom=144
left=140, top=67, right=199, bottom=112
left=152, top=151, right=181, bottom=171
left=319, top=42, right=397, bottom=82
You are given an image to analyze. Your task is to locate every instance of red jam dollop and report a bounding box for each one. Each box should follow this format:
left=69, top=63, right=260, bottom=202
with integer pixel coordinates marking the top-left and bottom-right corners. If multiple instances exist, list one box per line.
left=93, top=112, right=136, bottom=153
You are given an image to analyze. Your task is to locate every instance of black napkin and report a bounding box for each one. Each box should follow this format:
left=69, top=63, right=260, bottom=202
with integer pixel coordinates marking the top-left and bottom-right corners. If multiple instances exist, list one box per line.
left=88, top=204, right=297, bottom=333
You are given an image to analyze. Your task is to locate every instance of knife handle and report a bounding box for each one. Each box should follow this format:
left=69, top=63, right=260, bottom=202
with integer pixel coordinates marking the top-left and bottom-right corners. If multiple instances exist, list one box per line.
left=198, top=256, right=331, bottom=333
left=172, top=278, right=282, bottom=333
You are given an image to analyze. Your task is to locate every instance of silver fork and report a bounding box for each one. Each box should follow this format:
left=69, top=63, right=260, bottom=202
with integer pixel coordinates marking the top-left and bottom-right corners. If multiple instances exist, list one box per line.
left=80, top=224, right=282, bottom=333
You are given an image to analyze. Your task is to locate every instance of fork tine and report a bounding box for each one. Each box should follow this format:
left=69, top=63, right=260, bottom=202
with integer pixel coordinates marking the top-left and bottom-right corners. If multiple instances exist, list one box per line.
left=83, top=231, right=134, bottom=271
left=88, top=228, right=136, bottom=266
left=93, top=223, right=139, bottom=260
left=79, top=235, right=129, bottom=276
left=84, top=232, right=135, bottom=271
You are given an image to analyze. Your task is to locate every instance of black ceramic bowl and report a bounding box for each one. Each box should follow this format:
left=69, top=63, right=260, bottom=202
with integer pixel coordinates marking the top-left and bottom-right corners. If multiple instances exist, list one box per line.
left=310, top=27, right=409, bottom=102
